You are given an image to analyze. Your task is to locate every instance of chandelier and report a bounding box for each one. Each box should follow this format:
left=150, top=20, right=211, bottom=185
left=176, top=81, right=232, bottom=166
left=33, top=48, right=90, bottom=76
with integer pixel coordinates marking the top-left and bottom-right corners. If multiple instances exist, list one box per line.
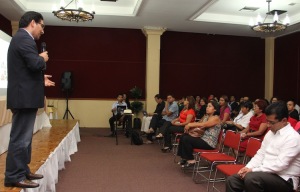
left=53, top=0, right=95, bottom=22
left=249, top=0, right=290, bottom=33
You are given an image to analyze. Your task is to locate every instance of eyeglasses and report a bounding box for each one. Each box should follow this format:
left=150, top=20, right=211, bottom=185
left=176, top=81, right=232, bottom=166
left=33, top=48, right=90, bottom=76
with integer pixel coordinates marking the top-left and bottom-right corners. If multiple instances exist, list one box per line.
left=266, top=120, right=280, bottom=125
left=37, top=22, right=45, bottom=29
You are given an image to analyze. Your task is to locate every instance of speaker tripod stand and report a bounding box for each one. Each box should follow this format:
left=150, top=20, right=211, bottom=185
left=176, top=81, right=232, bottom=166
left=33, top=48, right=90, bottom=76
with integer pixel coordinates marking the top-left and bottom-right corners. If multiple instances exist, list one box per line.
left=63, top=90, right=74, bottom=119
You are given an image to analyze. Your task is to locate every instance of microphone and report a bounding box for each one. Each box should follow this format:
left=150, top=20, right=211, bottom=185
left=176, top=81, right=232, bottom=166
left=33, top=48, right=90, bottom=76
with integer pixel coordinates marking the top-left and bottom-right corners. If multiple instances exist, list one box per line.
left=41, top=42, right=46, bottom=53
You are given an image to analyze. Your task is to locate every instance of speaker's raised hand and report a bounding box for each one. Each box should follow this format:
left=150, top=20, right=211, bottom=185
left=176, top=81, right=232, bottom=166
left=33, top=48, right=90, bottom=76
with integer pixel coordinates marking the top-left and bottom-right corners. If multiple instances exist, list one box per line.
left=44, top=74, right=55, bottom=87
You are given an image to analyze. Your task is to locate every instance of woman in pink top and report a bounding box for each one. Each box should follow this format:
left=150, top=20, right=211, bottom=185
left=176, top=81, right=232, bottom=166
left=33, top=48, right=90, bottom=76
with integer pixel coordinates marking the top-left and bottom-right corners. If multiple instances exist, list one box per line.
left=219, top=95, right=231, bottom=125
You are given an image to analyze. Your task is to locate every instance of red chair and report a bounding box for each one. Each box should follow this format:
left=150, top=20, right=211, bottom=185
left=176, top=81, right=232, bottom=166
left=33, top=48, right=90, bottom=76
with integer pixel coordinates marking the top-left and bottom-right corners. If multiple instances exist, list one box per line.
left=211, top=137, right=262, bottom=192
left=195, top=130, right=241, bottom=191
left=192, top=129, right=224, bottom=180
left=294, top=121, right=300, bottom=132
left=288, top=117, right=298, bottom=128
left=172, top=132, right=183, bottom=162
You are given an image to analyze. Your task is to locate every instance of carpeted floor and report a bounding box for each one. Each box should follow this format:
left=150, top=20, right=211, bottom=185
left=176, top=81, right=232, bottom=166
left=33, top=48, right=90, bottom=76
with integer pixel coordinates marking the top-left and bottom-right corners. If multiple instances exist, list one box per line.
left=55, top=128, right=226, bottom=192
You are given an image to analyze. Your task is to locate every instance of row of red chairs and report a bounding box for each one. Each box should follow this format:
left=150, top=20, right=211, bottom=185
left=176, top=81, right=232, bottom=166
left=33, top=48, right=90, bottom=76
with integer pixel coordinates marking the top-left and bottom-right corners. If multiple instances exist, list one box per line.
left=178, top=130, right=262, bottom=192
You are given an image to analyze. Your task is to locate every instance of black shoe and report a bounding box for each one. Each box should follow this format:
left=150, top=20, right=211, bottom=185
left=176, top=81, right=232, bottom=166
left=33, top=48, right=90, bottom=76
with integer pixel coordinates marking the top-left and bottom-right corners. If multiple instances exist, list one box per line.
left=5, top=179, right=39, bottom=188
left=177, top=159, right=187, bottom=165
left=26, top=172, right=43, bottom=180
left=161, top=147, right=171, bottom=153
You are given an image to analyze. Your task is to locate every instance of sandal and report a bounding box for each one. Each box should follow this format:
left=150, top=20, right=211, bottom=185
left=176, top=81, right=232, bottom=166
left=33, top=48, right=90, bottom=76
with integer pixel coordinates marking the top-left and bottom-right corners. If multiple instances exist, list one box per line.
left=161, top=147, right=171, bottom=153
left=177, top=159, right=187, bottom=165
left=145, top=128, right=154, bottom=134
left=155, top=133, right=164, bottom=139
left=181, top=161, right=196, bottom=169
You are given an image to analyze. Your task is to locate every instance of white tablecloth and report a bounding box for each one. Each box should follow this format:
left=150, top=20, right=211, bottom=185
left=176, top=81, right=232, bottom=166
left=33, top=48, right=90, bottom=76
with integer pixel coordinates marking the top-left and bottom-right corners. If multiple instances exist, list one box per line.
left=21, top=121, right=81, bottom=192
left=0, top=111, right=51, bottom=155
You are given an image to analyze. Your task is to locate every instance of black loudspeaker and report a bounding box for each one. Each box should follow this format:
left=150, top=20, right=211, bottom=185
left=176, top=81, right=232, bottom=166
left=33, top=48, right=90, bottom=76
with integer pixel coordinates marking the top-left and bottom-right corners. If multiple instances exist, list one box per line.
left=61, top=71, right=72, bottom=90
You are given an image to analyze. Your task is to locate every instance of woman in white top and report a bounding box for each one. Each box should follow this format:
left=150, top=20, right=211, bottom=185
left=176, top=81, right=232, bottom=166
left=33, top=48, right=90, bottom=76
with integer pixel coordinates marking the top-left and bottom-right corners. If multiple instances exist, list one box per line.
left=225, top=101, right=254, bottom=132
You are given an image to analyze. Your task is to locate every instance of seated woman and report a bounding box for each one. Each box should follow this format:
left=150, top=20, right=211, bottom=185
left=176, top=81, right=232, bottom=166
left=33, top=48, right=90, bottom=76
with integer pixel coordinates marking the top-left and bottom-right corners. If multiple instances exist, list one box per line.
left=157, top=96, right=196, bottom=152
left=196, top=97, right=207, bottom=120
left=224, top=101, right=253, bottom=132
left=219, top=95, right=231, bottom=125
left=239, top=99, right=268, bottom=152
left=177, top=100, right=221, bottom=168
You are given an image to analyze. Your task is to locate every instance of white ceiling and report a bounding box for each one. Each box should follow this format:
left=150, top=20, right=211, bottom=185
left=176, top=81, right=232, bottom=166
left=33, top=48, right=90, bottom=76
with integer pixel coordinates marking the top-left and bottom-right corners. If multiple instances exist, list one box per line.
left=1, top=0, right=300, bottom=37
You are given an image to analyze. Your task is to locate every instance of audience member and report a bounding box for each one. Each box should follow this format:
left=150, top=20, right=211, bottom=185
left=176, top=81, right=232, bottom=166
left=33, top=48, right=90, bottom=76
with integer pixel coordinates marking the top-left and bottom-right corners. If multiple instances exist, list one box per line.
left=226, top=101, right=300, bottom=192
left=239, top=99, right=268, bottom=152
left=177, top=100, right=221, bottom=168
left=177, top=96, right=186, bottom=113
left=195, top=95, right=201, bottom=113
left=158, top=96, right=196, bottom=152
left=270, top=96, right=280, bottom=104
left=287, top=99, right=299, bottom=128
left=219, top=95, right=231, bottom=125
left=196, top=97, right=207, bottom=120
left=140, top=94, right=165, bottom=134
left=224, top=101, right=253, bottom=132
left=229, top=95, right=238, bottom=113
left=107, top=94, right=127, bottom=137
left=144, top=94, right=179, bottom=144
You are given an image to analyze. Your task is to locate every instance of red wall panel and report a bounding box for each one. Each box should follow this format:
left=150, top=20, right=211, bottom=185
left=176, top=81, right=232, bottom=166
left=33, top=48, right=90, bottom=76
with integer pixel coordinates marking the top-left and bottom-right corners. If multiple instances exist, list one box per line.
left=160, top=32, right=265, bottom=100
left=0, top=14, right=12, bottom=36
left=274, top=32, right=300, bottom=103
left=40, top=26, right=146, bottom=99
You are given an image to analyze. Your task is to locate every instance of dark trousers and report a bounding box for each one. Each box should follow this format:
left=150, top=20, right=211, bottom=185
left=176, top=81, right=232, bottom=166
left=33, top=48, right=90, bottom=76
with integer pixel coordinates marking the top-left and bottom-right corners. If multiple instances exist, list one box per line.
left=226, top=172, right=294, bottom=192
left=163, top=125, right=184, bottom=148
left=5, top=108, right=38, bottom=183
left=109, top=114, right=132, bottom=134
left=147, top=116, right=165, bottom=141
left=177, top=133, right=213, bottom=160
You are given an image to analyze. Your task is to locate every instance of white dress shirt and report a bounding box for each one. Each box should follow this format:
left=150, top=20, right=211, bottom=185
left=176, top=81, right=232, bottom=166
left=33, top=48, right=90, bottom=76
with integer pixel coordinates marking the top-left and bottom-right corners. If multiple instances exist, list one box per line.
left=246, top=123, right=300, bottom=190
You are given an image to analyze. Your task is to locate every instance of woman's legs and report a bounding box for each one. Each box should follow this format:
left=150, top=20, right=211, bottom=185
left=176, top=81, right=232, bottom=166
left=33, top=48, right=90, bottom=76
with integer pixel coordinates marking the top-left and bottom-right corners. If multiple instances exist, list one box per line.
left=163, top=125, right=184, bottom=148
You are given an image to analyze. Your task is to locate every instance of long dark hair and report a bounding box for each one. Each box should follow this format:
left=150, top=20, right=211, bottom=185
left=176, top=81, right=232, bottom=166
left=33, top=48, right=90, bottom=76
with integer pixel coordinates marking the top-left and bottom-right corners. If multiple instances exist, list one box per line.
left=209, top=100, right=220, bottom=116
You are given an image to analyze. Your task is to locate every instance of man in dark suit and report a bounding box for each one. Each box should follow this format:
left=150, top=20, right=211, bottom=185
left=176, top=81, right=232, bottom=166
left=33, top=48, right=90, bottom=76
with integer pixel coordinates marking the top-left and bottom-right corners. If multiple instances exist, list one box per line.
left=5, top=11, right=55, bottom=188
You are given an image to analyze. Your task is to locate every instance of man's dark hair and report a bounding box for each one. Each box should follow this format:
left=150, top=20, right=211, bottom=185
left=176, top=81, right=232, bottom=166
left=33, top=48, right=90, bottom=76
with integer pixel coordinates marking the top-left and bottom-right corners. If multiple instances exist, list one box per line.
left=154, top=94, right=162, bottom=99
left=19, top=11, right=43, bottom=28
left=117, top=93, right=123, bottom=98
left=287, top=99, right=296, bottom=106
left=240, top=101, right=253, bottom=110
left=265, top=101, right=289, bottom=121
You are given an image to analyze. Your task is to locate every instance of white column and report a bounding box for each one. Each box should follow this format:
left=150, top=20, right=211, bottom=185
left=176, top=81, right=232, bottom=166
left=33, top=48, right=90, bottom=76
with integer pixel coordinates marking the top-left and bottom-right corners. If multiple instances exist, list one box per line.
left=264, top=37, right=275, bottom=101
left=142, top=27, right=166, bottom=112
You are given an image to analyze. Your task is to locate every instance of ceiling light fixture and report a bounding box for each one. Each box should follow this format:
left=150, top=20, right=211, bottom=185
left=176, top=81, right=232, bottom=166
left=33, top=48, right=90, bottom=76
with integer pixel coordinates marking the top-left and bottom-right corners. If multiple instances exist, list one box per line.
left=249, top=0, right=290, bottom=33
left=53, top=0, right=95, bottom=22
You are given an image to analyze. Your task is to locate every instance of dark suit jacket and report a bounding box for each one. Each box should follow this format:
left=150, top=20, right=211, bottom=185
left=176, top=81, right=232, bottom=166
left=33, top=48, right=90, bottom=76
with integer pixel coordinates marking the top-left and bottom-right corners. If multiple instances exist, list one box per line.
left=7, top=29, right=46, bottom=109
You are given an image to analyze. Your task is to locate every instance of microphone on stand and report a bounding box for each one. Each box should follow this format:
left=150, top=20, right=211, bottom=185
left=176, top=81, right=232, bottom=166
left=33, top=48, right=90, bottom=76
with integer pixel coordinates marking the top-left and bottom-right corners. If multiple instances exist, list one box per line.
left=41, top=42, right=46, bottom=53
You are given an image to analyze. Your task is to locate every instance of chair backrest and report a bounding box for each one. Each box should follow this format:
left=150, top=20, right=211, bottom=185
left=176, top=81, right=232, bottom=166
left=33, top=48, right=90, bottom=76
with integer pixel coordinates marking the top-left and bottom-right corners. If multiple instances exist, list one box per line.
left=243, top=137, right=262, bottom=164
left=222, top=130, right=241, bottom=151
left=288, top=117, right=298, bottom=128
left=245, top=137, right=261, bottom=158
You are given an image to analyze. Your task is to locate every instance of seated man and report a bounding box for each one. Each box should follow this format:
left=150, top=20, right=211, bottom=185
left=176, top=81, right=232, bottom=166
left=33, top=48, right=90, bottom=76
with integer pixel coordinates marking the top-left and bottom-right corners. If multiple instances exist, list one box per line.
left=145, top=94, right=179, bottom=144
left=141, top=94, right=165, bottom=134
left=107, top=93, right=127, bottom=137
left=226, top=101, right=300, bottom=192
